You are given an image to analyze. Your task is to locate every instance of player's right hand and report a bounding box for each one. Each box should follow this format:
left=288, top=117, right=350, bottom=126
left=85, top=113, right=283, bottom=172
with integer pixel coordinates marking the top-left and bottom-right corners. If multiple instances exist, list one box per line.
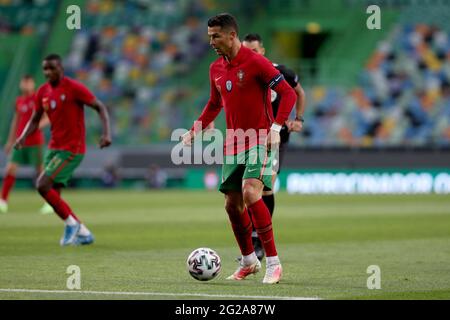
left=13, top=138, right=25, bottom=150
left=99, top=134, right=112, bottom=149
left=181, top=130, right=195, bottom=146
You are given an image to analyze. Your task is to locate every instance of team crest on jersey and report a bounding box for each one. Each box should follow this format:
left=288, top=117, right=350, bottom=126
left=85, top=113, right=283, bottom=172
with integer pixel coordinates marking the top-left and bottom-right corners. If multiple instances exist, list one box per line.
left=42, top=97, right=49, bottom=111
left=50, top=100, right=57, bottom=110
left=237, top=70, right=244, bottom=82
left=226, top=80, right=232, bottom=92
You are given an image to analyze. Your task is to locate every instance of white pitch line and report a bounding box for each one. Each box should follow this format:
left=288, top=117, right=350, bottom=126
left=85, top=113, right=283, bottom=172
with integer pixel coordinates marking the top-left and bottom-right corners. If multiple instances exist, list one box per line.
left=0, top=288, right=320, bottom=300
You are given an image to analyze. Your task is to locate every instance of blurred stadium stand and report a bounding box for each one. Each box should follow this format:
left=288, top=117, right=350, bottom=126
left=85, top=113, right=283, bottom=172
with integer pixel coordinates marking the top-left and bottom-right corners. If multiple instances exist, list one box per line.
left=0, top=0, right=449, bottom=190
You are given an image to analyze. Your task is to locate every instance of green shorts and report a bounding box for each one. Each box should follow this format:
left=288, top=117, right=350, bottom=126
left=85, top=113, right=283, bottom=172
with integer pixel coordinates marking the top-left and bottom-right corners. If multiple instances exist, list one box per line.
left=219, top=145, right=274, bottom=194
left=10, top=145, right=44, bottom=167
left=44, top=150, right=84, bottom=187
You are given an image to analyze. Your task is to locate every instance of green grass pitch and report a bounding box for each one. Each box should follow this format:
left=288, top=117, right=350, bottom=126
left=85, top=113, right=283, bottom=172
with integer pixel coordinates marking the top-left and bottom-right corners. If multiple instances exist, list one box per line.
left=0, top=190, right=449, bottom=300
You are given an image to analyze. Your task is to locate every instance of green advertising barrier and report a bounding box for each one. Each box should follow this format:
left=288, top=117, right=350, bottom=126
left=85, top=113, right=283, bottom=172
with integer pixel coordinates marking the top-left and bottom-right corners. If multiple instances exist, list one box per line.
left=186, top=168, right=450, bottom=194
left=4, top=168, right=449, bottom=194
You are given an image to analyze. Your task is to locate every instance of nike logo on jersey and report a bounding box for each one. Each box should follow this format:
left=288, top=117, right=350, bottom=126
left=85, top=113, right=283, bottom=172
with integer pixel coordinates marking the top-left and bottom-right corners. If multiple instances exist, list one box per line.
left=215, top=76, right=223, bottom=82
left=269, top=74, right=284, bottom=88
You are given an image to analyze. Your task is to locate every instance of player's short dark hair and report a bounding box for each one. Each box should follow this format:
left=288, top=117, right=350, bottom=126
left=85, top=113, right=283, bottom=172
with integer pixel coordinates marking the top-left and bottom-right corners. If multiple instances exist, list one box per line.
left=243, top=33, right=263, bottom=44
left=207, top=13, right=239, bottom=34
left=44, top=53, right=62, bottom=63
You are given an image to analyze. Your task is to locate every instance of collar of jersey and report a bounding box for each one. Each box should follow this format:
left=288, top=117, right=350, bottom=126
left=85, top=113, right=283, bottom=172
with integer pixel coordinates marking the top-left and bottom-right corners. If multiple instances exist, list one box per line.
left=222, top=44, right=248, bottom=67
left=50, top=76, right=68, bottom=88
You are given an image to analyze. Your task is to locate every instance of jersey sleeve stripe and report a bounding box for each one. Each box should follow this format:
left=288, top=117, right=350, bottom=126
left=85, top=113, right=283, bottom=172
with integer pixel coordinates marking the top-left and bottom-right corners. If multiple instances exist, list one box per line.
left=268, top=73, right=285, bottom=89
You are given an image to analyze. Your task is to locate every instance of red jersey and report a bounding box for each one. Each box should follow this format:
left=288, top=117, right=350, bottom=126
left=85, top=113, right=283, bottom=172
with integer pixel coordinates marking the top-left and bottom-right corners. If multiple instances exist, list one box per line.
left=194, top=45, right=296, bottom=155
left=15, top=93, right=44, bottom=146
left=35, top=77, right=96, bottom=154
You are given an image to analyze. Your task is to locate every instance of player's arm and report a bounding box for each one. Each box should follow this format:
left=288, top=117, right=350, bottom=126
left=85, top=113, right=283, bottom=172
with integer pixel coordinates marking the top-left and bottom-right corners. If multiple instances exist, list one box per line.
left=74, top=80, right=112, bottom=148
left=268, top=78, right=296, bottom=148
left=182, top=66, right=222, bottom=146
left=287, top=83, right=306, bottom=132
left=257, top=58, right=296, bottom=149
left=205, top=121, right=215, bottom=130
left=13, top=108, right=43, bottom=150
left=86, top=99, right=112, bottom=149
left=38, top=112, right=50, bottom=130
left=276, top=65, right=305, bottom=132
left=4, top=113, right=18, bottom=154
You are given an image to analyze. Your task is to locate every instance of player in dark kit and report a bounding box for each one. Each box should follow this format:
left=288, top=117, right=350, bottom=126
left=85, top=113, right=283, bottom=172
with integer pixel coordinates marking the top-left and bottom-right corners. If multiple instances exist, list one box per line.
left=182, top=14, right=296, bottom=284
left=14, top=54, right=112, bottom=246
left=0, top=75, right=50, bottom=214
left=243, top=33, right=306, bottom=260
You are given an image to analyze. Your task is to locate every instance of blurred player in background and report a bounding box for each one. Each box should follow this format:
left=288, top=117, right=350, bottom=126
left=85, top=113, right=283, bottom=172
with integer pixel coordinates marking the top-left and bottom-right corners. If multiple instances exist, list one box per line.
left=0, top=75, right=51, bottom=214
left=183, top=14, right=296, bottom=284
left=15, top=54, right=112, bottom=246
left=243, top=33, right=306, bottom=260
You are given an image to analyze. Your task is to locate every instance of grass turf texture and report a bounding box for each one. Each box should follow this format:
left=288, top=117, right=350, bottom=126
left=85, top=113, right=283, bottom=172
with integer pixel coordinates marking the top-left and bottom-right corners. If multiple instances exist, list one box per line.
left=0, top=190, right=449, bottom=300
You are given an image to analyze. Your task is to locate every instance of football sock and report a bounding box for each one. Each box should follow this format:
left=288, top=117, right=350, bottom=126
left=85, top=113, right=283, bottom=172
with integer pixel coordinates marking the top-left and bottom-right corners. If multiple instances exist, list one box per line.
left=78, top=224, right=90, bottom=236
left=266, top=256, right=280, bottom=266
left=242, top=252, right=258, bottom=266
left=1, top=174, right=16, bottom=201
left=262, top=193, right=275, bottom=217
left=64, top=215, right=78, bottom=226
left=227, top=207, right=254, bottom=256
left=41, top=189, right=81, bottom=222
left=248, top=198, right=278, bottom=257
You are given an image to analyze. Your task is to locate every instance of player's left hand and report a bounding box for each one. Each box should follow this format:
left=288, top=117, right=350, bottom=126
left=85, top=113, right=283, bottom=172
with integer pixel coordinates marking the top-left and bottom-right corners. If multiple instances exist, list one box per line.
left=286, top=119, right=303, bottom=132
left=99, top=134, right=112, bottom=148
left=181, top=130, right=195, bottom=146
left=266, top=129, right=280, bottom=151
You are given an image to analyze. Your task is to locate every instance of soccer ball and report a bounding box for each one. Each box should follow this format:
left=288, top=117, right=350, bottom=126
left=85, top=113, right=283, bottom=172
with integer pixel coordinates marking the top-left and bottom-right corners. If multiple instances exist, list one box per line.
left=186, top=247, right=221, bottom=281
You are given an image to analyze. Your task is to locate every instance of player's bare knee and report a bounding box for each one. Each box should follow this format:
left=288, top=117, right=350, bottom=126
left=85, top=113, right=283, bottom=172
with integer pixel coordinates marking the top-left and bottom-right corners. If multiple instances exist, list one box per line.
left=36, top=177, right=51, bottom=195
left=5, top=163, right=17, bottom=176
left=225, top=200, right=242, bottom=216
left=243, top=179, right=263, bottom=206
left=242, top=186, right=257, bottom=207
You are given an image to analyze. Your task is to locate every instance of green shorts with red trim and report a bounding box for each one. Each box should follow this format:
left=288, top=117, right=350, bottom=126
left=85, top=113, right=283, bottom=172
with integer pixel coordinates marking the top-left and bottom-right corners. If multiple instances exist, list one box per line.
left=44, top=150, right=84, bottom=187
left=10, top=145, right=44, bottom=167
left=219, top=144, right=274, bottom=194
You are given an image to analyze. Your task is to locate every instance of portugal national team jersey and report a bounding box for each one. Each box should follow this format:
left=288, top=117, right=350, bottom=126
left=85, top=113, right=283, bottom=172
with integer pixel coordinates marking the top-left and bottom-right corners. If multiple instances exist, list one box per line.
left=195, top=45, right=294, bottom=155
left=35, top=77, right=96, bottom=154
left=15, top=93, right=44, bottom=146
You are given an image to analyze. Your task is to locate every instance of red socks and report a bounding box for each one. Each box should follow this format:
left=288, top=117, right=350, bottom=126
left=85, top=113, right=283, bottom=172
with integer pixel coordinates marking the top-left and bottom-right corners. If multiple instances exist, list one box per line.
left=248, top=198, right=278, bottom=257
left=42, top=189, right=80, bottom=222
left=1, top=174, right=16, bottom=201
left=228, top=207, right=254, bottom=256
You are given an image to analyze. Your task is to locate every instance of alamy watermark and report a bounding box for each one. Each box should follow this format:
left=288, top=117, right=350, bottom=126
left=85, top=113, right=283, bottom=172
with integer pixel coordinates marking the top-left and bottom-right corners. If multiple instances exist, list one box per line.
left=366, top=5, right=381, bottom=29
left=66, top=5, right=81, bottom=30
left=367, top=265, right=381, bottom=289
left=66, top=265, right=81, bottom=290
left=170, top=122, right=278, bottom=176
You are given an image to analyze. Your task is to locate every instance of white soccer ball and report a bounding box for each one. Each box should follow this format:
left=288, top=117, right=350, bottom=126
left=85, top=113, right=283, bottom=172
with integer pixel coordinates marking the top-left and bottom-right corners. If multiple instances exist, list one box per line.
left=186, top=247, right=221, bottom=281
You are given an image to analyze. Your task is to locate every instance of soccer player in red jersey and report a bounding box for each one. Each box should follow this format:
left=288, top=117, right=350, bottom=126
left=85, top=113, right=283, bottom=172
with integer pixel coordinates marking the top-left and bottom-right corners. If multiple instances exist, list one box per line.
left=1, top=75, right=50, bottom=214
left=14, top=54, right=112, bottom=246
left=183, top=14, right=296, bottom=284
